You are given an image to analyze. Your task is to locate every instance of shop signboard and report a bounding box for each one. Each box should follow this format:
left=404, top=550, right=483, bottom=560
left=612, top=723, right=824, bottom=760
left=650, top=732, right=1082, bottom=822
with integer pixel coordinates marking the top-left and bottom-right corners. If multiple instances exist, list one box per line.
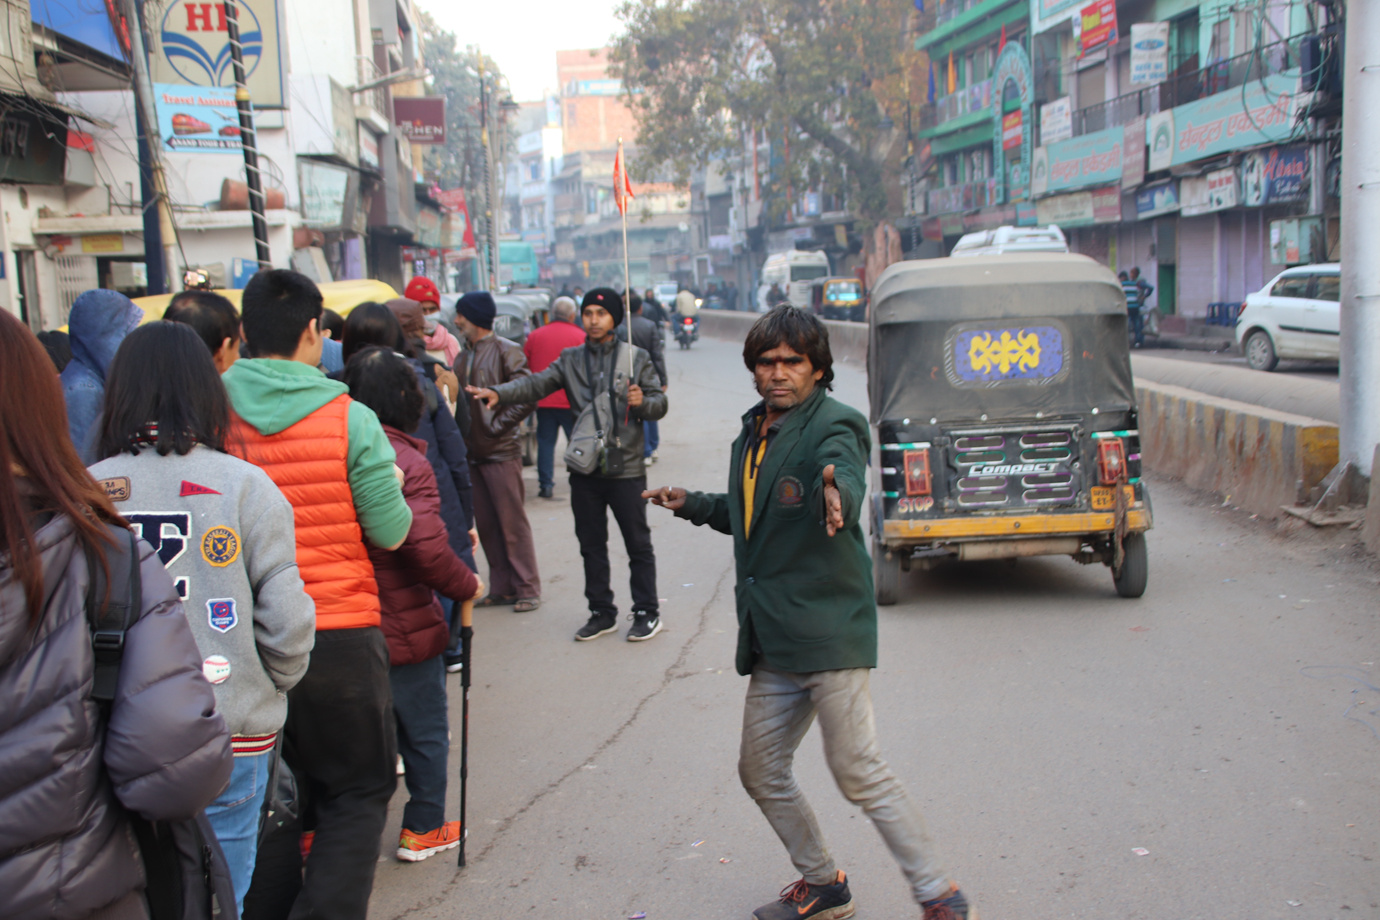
left=1002, top=111, right=1024, bottom=151
left=1135, top=181, right=1180, bottom=219
left=990, top=42, right=1034, bottom=204
left=1031, top=146, right=1049, bottom=196
left=1040, top=97, right=1073, bottom=145
left=358, top=126, right=379, bottom=169
left=154, top=83, right=241, bottom=153
left=149, top=0, right=286, bottom=109
left=1121, top=117, right=1146, bottom=189
left=1180, top=167, right=1238, bottom=216
left=1034, top=0, right=1083, bottom=34
left=1034, top=185, right=1119, bottom=227
left=1043, top=126, right=1122, bottom=193
left=1079, top=0, right=1118, bottom=58
left=1241, top=145, right=1309, bottom=206
left=1129, top=23, right=1169, bottom=85
left=393, top=97, right=446, bottom=145
left=299, top=160, right=351, bottom=228
left=1145, top=71, right=1303, bottom=171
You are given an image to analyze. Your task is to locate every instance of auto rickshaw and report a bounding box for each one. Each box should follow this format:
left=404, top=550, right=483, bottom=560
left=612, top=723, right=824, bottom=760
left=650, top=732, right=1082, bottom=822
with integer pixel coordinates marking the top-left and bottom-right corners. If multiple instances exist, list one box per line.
left=810, top=276, right=867, bottom=322
left=131, top=278, right=399, bottom=324
left=868, top=253, right=1151, bottom=604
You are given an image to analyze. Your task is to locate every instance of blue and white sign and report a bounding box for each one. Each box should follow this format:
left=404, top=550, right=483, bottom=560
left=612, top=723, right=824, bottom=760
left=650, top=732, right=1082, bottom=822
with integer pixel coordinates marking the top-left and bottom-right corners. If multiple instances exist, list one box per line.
left=1241, top=145, right=1309, bottom=206
left=1135, top=181, right=1180, bottom=219
left=1130, top=23, right=1169, bottom=86
left=148, top=0, right=286, bottom=109
left=154, top=84, right=242, bottom=153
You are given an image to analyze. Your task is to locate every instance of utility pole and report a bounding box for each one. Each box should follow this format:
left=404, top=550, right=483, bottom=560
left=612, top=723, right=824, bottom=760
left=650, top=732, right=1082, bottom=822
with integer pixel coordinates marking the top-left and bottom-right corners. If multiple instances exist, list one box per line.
left=117, top=0, right=179, bottom=293
left=224, top=0, right=272, bottom=268
left=478, top=52, right=498, bottom=290
left=1339, top=0, right=1380, bottom=477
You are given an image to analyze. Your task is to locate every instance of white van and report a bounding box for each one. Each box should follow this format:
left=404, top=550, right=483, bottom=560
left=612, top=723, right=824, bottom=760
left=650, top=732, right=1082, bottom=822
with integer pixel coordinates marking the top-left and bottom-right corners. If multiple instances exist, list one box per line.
left=950, top=225, right=1068, bottom=257
left=757, top=250, right=831, bottom=311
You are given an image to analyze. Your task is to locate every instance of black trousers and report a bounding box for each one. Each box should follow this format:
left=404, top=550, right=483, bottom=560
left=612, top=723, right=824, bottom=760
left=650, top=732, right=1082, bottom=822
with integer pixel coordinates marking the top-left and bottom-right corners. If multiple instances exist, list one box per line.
left=569, top=473, right=658, bottom=617
left=258, top=626, right=396, bottom=920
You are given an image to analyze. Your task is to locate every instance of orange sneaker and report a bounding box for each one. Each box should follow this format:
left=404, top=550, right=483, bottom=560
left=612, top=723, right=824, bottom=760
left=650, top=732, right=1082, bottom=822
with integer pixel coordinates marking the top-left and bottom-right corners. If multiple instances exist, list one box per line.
left=396, top=820, right=465, bottom=862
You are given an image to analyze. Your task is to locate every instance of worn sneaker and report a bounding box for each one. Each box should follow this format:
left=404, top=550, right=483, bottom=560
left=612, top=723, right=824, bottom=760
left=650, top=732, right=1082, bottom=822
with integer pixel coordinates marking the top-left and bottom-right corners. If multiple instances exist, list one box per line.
left=626, top=611, right=662, bottom=642
left=574, top=610, right=618, bottom=641
left=752, top=871, right=854, bottom=920
left=444, top=652, right=464, bottom=674
left=397, top=820, right=465, bottom=862
left=921, top=883, right=976, bottom=920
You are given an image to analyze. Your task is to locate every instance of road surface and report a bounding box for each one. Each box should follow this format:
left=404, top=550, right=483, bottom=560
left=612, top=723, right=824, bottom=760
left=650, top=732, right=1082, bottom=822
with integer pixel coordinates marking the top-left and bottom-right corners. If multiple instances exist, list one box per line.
left=365, top=336, right=1378, bottom=920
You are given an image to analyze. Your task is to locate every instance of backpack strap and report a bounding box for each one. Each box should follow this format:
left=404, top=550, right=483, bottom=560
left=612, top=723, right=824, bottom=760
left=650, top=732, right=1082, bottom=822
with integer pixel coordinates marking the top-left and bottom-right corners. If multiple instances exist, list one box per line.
left=84, top=524, right=143, bottom=707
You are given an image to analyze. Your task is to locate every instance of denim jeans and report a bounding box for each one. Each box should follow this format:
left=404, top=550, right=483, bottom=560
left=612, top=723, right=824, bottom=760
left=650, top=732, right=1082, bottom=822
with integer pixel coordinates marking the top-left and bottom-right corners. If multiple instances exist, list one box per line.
left=1128, top=307, right=1144, bottom=347
left=739, top=666, right=949, bottom=904
left=536, top=407, right=575, bottom=491
left=643, top=419, right=660, bottom=456
left=389, top=655, right=450, bottom=833
left=205, top=749, right=272, bottom=915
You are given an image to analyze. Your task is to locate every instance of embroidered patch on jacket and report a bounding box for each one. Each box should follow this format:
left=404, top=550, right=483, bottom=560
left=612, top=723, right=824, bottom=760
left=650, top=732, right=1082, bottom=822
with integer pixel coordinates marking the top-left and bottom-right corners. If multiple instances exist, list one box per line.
left=99, top=477, right=131, bottom=502
left=201, top=526, right=241, bottom=567
left=180, top=480, right=222, bottom=497
left=207, top=598, right=238, bottom=633
left=777, top=475, right=805, bottom=506
left=203, top=655, right=231, bottom=684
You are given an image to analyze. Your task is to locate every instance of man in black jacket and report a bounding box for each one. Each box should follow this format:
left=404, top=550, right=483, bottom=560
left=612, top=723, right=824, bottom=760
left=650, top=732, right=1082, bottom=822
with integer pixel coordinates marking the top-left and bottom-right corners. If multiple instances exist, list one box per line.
left=618, top=292, right=667, bottom=464
left=466, top=288, right=669, bottom=643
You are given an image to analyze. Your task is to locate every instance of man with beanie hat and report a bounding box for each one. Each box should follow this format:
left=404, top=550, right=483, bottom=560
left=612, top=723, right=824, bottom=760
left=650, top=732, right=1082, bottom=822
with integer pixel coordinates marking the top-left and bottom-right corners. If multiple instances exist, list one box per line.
left=467, top=287, right=668, bottom=642
left=453, top=291, right=542, bottom=611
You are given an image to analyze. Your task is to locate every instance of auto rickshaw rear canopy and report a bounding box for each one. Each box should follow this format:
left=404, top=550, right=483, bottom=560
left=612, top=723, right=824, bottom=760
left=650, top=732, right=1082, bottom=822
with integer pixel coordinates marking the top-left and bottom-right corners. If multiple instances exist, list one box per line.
left=868, top=253, right=1134, bottom=424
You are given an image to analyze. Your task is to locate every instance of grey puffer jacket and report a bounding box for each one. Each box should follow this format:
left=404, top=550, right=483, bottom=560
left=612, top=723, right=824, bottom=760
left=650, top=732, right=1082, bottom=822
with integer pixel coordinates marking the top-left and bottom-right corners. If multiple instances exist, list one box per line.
left=0, top=512, right=233, bottom=920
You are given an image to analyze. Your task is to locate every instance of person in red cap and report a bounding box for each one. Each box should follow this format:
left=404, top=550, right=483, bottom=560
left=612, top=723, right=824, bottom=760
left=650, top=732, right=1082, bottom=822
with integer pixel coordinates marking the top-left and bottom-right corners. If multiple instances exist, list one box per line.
left=404, top=277, right=462, bottom=367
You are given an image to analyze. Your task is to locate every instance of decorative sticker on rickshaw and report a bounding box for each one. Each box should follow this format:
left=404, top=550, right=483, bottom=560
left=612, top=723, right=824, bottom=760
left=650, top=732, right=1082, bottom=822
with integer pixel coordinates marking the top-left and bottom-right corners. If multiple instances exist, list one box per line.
left=946, top=321, right=1068, bottom=387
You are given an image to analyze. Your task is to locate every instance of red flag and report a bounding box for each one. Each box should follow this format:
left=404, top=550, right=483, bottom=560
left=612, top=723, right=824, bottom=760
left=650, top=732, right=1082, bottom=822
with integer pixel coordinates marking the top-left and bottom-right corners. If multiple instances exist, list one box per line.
left=999, top=23, right=1007, bottom=53
left=613, top=142, right=635, bottom=215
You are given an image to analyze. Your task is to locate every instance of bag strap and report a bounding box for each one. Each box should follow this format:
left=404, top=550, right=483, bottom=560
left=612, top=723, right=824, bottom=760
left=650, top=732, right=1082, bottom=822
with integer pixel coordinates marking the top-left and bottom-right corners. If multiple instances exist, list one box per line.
left=84, top=524, right=142, bottom=708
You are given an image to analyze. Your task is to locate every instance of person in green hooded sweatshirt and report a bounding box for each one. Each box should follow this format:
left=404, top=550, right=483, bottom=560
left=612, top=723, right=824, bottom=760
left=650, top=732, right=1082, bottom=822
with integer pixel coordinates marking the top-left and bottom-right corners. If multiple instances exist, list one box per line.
left=643, top=307, right=976, bottom=920
left=221, top=268, right=411, bottom=920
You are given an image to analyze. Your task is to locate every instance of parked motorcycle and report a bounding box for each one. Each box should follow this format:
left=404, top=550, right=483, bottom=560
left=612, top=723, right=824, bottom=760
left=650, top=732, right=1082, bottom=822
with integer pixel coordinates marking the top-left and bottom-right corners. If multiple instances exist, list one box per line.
left=674, top=314, right=699, bottom=350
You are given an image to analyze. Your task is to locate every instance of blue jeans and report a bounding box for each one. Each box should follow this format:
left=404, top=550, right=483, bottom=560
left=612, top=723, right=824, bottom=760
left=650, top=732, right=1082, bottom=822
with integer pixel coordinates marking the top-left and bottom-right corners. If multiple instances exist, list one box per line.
left=390, top=655, right=450, bottom=833
left=1128, top=307, right=1144, bottom=347
left=643, top=419, right=660, bottom=457
left=739, top=667, right=949, bottom=904
left=204, top=749, right=272, bottom=914
left=536, top=407, right=575, bottom=491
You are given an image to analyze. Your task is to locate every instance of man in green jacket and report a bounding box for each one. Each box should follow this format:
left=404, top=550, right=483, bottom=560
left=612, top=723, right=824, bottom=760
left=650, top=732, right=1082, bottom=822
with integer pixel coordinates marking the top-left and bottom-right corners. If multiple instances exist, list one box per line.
left=644, top=307, right=975, bottom=920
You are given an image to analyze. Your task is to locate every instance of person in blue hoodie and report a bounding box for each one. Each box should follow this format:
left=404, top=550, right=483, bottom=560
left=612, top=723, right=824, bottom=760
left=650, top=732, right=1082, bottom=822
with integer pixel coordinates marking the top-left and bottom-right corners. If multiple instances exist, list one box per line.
left=61, top=289, right=143, bottom=462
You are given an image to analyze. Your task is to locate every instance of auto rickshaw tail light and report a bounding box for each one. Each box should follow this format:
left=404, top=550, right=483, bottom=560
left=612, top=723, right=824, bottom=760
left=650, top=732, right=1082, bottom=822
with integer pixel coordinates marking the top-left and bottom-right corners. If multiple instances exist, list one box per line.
left=904, top=449, right=932, bottom=496
left=1097, top=438, right=1126, bottom=484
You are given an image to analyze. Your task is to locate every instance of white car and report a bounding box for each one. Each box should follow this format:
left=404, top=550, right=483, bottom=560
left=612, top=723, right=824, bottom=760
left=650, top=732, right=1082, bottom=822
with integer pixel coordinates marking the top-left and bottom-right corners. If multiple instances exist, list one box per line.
left=1234, top=263, right=1340, bottom=371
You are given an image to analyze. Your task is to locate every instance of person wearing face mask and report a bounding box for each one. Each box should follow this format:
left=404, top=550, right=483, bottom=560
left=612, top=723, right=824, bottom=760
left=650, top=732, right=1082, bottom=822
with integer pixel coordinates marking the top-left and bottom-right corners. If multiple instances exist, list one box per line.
left=405, top=277, right=462, bottom=368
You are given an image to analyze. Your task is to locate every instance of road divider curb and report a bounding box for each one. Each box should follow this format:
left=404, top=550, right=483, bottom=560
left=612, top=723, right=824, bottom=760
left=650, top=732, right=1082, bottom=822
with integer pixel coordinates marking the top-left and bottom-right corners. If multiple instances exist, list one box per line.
left=1136, top=379, right=1338, bottom=519
left=698, top=310, right=868, bottom=366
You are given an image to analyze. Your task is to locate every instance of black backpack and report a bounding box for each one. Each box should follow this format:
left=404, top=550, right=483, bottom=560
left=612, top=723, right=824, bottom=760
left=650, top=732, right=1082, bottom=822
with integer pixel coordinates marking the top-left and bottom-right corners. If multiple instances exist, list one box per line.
left=85, top=524, right=240, bottom=920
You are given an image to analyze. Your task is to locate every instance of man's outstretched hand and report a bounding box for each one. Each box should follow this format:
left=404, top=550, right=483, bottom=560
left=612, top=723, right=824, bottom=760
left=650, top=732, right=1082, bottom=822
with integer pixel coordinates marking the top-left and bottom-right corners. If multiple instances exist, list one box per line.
left=465, top=385, right=499, bottom=409
left=642, top=485, right=687, bottom=511
left=822, top=464, right=843, bottom=536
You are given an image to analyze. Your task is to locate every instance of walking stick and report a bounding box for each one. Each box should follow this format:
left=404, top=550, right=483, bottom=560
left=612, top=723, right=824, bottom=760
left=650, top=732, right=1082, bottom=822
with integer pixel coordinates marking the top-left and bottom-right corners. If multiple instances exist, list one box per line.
left=456, top=596, right=474, bottom=867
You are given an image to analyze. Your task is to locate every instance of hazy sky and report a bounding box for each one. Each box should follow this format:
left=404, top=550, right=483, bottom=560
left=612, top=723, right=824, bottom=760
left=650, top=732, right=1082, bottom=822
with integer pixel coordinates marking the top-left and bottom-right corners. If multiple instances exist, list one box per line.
left=427, top=0, right=626, bottom=102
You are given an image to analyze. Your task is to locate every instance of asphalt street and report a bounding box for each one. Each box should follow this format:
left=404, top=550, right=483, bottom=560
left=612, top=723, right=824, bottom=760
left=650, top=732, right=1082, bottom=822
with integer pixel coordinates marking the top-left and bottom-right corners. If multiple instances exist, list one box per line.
left=367, top=336, right=1379, bottom=920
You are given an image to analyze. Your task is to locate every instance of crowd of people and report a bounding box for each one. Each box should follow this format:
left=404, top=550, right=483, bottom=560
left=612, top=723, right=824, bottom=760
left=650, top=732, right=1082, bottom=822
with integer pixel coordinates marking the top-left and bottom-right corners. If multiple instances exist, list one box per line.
left=1, top=273, right=976, bottom=920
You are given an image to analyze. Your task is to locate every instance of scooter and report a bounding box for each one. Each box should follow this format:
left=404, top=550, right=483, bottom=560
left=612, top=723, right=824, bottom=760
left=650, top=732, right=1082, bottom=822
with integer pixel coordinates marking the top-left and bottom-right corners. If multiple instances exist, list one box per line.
left=674, top=314, right=699, bottom=350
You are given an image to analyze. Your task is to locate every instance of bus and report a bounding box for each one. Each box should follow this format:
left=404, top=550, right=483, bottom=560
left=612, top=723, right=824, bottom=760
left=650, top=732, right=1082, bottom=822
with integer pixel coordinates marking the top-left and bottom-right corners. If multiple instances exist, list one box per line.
left=498, top=241, right=540, bottom=288
left=757, top=250, right=831, bottom=311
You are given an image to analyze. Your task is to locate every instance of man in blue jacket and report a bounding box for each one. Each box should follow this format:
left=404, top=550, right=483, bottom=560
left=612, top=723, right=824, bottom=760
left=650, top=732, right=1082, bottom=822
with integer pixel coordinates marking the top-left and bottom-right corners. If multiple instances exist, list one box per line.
left=61, top=289, right=142, bottom=461
left=644, top=307, right=976, bottom=920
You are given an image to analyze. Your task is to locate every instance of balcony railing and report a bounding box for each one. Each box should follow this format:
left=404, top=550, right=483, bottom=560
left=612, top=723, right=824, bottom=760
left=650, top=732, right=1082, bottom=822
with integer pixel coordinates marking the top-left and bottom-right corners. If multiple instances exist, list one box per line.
left=1069, top=38, right=1300, bottom=138
left=935, top=78, right=992, bottom=128
left=357, top=58, right=387, bottom=118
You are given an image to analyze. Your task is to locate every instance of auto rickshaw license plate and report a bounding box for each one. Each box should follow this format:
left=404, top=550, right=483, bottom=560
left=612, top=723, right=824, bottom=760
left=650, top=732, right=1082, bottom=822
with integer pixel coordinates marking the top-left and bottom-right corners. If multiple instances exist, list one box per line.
left=1091, top=485, right=1135, bottom=510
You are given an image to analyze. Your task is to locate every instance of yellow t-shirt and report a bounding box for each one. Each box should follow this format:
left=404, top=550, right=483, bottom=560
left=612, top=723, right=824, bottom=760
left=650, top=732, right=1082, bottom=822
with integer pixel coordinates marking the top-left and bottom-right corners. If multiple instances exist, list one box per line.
left=742, top=429, right=770, bottom=538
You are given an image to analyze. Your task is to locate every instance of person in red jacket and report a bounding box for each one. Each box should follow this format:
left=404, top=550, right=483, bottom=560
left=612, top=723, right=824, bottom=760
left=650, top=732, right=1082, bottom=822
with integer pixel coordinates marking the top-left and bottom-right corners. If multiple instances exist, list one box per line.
left=343, top=346, right=483, bottom=863
left=522, top=296, right=587, bottom=498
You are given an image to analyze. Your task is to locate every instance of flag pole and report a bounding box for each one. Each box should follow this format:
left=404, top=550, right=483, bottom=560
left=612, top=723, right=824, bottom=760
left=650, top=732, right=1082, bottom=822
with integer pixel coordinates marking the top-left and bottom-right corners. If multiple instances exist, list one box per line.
left=618, top=137, right=634, bottom=384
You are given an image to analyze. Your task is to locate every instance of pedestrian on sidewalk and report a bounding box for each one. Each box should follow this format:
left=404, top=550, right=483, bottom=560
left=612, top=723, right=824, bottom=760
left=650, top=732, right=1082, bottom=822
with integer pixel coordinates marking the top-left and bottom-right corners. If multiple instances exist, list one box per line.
left=89, top=321, right=316, bottom=914
left=467, top=288, right=669, bottom=643
left=343, top=346, right=483, bottom=863
left=1120, top=270, right=1145, bottom=348
left=164, top=289, right=243, bottom=373
left=0, top=309, right=233, bottom=920
left=643, top=306, right=976, bottom=920
left=524, top=296, right=586, bottom=498
left=616, top=292, right=668, bottom=465
left=453, top=291, right=542, bottom=612
left=61, top=289, right=143, bottom=463
left=404, top=276, right=463, bottom=367
left=223, top=268, right=412, bottom=920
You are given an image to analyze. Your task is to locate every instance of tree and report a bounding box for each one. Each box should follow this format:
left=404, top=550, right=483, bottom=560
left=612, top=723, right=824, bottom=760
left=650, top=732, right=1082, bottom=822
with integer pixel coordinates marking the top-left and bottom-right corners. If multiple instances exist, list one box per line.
left=610, top=0, right=920, bottom=225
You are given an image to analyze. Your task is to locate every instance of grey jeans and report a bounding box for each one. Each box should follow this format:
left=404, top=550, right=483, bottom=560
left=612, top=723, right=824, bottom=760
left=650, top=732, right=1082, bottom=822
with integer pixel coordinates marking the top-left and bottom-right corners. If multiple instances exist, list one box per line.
left=739, top=666, right=949, bottom=904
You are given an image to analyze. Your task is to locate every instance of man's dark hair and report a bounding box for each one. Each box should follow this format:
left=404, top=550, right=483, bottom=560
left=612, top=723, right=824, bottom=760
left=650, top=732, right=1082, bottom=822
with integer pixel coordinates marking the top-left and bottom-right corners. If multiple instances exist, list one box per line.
left=628, top=291, right=643, bottom=314
left=240, top=269, right=324, bottom=357
left=742, top=305, right=834, bottom=390
left=164, top=290, right=240, bottom=356
left=98, top=321, right=229, bottom=458
left=320, top=308, right=345, bottom=340
left=341, top=302, right=407, bottom=362
left=343, top=345, right=424, bottom=433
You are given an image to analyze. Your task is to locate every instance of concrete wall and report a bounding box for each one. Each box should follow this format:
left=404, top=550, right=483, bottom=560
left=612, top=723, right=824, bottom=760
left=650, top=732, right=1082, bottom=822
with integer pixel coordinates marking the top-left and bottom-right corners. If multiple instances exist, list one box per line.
left=1136, top=380, right=1338, bottom=518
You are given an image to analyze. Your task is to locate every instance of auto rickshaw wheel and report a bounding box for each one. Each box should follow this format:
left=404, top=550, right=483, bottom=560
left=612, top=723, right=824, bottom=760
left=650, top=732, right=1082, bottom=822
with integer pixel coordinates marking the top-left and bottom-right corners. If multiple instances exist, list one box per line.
left=1112, top=532, right=1148, bottom=598
left=873, top=540, right=900, bottom=606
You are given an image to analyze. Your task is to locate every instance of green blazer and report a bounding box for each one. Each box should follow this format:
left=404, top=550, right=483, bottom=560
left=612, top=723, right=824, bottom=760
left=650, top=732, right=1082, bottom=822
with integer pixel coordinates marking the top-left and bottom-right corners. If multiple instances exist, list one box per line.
left=678, top=385, right=877, bottom=675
